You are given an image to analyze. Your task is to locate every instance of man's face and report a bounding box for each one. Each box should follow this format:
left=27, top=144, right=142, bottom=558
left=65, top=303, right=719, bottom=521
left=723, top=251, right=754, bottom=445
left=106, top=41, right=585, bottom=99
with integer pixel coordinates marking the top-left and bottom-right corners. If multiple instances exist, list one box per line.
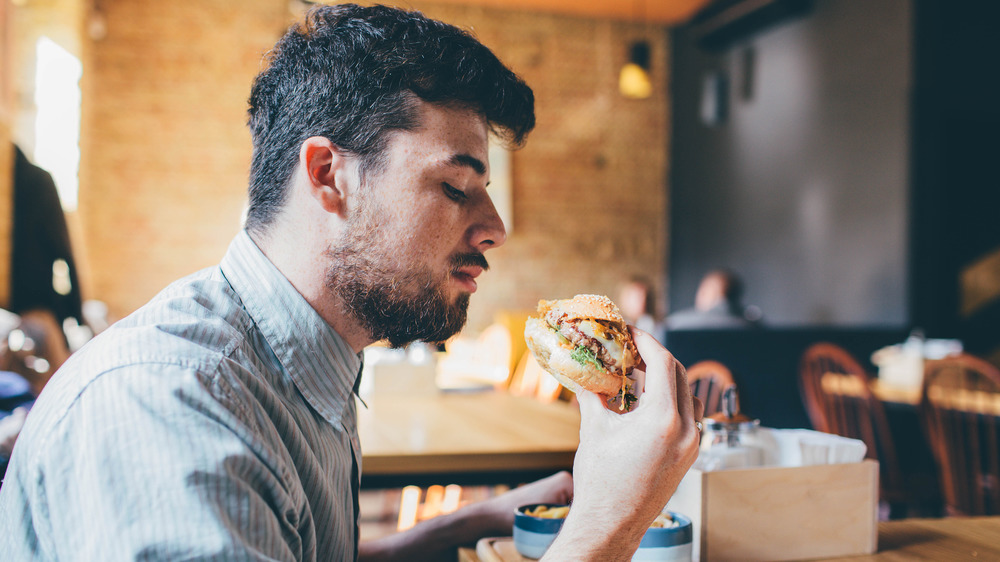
left=695, top=275, right=726, bottom=311
left=619, top=282, right=648, bottom=322
left=326, top=101, right=506, bottom=348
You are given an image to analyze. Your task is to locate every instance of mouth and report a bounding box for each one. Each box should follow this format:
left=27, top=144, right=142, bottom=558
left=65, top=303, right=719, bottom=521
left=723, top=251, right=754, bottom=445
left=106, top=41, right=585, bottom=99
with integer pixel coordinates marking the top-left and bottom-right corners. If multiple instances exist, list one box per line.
left=450, top=253, right=489, bottom=294
left=451, top=265, right=484, bottom=293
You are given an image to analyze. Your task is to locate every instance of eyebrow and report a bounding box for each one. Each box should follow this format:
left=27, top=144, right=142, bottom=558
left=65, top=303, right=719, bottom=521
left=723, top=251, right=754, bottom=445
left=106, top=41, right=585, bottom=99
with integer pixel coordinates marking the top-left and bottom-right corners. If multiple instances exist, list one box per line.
left=448, top=153, right=487, bottom=176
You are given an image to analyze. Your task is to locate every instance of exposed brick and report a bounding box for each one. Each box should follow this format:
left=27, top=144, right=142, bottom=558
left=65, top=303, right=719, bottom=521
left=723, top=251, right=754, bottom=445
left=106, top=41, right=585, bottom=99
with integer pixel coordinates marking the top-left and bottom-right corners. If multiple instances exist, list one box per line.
left=77, top=0, right=670, bottom=334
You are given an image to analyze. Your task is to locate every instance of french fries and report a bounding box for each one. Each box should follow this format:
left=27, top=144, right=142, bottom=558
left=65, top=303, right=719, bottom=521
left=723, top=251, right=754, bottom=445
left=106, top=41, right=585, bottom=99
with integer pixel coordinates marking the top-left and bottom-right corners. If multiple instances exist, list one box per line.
left=523, top=505, right=570, bottom=519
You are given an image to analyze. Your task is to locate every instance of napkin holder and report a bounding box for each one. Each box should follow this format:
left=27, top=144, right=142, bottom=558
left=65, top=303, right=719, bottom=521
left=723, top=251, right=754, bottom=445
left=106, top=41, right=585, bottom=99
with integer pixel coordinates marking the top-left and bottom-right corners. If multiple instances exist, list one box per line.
left=667, top=431, right=878, bottom=561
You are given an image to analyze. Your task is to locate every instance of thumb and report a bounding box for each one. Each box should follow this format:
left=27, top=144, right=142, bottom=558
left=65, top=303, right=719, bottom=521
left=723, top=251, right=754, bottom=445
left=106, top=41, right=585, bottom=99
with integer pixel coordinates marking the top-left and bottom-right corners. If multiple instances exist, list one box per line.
left=575, top=389, right=608, bottom=420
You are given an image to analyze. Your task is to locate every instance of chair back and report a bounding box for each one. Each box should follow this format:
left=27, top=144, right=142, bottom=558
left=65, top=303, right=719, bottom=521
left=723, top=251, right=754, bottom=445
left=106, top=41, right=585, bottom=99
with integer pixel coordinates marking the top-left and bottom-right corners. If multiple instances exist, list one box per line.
left=921, top=353, right=1000, bottom=516
left=510, top=352, right=564, bottom=403
left=799, top=343, right=902, bottom=493
left=493, top=311, right=531, bottom=386
left=687, top=360, right=736, bottom=417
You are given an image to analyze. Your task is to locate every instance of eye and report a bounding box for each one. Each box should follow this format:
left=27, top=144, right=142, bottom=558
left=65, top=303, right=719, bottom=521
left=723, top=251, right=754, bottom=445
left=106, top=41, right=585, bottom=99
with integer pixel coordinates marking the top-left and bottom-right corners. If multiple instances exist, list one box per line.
left=442, top=182, right=468, bottom=203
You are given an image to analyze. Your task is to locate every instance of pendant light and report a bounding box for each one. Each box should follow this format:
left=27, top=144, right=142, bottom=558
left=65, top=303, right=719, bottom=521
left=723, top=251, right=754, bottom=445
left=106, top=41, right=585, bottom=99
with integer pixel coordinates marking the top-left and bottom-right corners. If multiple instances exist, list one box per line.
left=619, top=40, right=653, bottom=99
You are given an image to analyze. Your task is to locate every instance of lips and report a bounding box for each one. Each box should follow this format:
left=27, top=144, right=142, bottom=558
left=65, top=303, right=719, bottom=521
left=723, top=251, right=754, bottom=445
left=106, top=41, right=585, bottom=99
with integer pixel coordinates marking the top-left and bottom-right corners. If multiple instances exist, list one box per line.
left=452, top=265, right=484, bottom=292
left=448, top=252, right=489, bottom=294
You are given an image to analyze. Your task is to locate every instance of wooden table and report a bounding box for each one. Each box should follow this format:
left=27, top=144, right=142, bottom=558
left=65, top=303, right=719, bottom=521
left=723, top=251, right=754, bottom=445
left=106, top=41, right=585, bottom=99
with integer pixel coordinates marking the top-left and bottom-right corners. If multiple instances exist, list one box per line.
left=870, top=379, right=921, bottom=405
left=825, top=516, right=1000, bottom=561
left=459, top=516, right=1000, bottom=561
left=358, top=390, right=580, bottom=488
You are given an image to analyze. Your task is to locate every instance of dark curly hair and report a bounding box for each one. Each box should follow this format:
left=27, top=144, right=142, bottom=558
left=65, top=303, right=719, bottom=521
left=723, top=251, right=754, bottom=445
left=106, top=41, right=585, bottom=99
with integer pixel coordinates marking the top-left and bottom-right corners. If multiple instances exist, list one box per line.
left=245, top=3, right=535, bottom=233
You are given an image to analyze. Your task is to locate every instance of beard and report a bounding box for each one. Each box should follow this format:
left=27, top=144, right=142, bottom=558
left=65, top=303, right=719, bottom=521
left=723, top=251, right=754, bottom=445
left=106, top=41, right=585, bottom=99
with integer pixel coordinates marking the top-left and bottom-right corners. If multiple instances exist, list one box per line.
left=325, top=199, right=488, bottom=349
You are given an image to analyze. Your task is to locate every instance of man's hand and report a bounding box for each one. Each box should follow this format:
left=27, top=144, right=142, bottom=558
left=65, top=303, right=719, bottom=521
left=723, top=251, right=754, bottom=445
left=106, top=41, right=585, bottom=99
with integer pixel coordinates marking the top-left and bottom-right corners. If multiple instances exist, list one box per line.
left=544, top=328, right=703, bottom=560
left=359, top=471, right=573, bottom=561
left=470, top=470, right=573, bottom=536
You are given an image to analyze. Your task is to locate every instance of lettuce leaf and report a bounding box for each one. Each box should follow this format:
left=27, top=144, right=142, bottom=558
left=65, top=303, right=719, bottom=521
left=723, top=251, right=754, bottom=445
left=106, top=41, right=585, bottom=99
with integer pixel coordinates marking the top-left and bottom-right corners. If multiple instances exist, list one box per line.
left=571, top=345, right=605, bottom=372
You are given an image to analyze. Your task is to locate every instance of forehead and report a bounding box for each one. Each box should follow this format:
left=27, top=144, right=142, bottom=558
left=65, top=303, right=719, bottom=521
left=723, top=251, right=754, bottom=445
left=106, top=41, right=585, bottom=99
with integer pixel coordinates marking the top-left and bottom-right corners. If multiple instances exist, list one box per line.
left=384, top=101, right=491, bottom=171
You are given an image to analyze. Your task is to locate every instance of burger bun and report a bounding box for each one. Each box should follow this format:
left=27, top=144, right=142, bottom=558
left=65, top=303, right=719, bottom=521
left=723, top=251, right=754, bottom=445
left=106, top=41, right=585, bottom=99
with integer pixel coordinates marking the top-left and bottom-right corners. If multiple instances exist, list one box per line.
left=524, top=317, right=624, bottom=397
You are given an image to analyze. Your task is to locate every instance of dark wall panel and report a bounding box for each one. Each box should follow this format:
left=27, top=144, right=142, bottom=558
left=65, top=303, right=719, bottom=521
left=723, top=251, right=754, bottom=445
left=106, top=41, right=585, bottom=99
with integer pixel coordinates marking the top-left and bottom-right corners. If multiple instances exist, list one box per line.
left=669, top=0, right=912, bottom=326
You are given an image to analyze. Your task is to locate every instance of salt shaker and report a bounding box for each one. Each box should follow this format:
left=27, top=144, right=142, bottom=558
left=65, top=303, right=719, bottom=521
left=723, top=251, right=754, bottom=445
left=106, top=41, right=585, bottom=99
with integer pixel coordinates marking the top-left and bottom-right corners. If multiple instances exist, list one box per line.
left=699, top=387, right=763, bottom=470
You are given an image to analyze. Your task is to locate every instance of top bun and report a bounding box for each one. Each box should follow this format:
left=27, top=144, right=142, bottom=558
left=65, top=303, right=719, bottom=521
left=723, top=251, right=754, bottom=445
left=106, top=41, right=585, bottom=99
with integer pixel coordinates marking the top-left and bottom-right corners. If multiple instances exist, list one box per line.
left=537, top=294, right=626, bottom=325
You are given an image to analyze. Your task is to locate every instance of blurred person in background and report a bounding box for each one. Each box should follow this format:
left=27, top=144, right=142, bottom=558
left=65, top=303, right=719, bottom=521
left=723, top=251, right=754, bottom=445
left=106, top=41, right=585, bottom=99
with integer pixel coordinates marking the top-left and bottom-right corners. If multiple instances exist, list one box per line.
left=7, top=145, right=82, bottom=377
left=0, top=146, right=85, bottom=480
left=618, top=274, right=664, bottom=341
left=666, top=268, right=762, bottom=330
left=0, top=5, right=700, bottom=560
left=10, top=145, right=83, bottom=335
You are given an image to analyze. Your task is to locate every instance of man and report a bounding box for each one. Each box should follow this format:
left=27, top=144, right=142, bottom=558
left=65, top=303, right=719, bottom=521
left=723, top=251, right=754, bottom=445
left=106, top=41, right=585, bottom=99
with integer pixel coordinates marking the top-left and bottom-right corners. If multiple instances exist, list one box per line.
left=618, top=275, right=664, bottom=342
left=0, top=5, right=701, bottom=560
left=667, top=268, right=762, bottom=330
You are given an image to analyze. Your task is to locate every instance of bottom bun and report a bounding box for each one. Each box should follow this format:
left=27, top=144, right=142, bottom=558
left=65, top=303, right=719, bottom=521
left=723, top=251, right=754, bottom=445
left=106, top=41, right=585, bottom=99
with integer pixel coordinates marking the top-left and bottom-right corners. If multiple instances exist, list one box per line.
left=524, top=318, right=623, bottom=397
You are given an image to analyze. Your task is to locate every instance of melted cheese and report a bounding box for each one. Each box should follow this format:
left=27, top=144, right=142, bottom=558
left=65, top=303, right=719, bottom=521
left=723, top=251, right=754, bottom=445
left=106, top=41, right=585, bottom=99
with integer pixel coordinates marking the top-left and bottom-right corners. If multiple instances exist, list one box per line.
left=577, top=320, right=625, bottom=367
left=577, top=319, right=633, bottom=410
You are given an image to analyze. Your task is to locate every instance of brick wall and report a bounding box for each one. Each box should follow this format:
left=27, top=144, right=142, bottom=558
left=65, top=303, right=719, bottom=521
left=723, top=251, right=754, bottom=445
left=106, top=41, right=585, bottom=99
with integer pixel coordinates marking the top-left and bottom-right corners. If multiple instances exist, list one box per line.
left=78, top=0, right=288, bottom=319
left=79, top=0, right=670, bottom=334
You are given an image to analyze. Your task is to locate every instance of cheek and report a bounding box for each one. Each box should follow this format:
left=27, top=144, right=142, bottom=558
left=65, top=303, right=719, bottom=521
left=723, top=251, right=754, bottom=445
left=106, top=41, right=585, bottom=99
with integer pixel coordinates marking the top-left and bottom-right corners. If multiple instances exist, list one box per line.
left=374, top=187, right=467, bottom=257
left=378, top=211, right=451, bottom=265
left=408, top=205, right=463, bottom=246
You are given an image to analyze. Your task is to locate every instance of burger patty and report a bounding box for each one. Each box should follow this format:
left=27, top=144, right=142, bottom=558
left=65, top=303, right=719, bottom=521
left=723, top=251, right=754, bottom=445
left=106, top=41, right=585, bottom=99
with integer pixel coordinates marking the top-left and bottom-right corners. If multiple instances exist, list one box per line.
left=545, top=311, right=620, bottom=373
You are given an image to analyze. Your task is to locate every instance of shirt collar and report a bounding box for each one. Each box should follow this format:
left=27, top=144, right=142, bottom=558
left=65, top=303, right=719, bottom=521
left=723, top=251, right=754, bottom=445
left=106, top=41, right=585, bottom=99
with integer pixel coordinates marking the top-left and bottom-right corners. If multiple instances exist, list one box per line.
left=220, top=230, right=362, bottom=426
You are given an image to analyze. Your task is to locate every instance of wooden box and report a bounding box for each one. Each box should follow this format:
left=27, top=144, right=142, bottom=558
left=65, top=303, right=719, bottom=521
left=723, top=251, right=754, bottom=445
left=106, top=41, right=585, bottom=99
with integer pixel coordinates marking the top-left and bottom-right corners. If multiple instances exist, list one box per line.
left=665, top=459, right=879, bottom=561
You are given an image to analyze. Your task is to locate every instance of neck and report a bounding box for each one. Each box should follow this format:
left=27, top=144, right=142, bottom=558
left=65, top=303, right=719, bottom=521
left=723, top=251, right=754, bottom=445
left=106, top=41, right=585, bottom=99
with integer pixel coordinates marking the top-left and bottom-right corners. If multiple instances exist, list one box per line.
left=248, top=226, right=374, bottom=354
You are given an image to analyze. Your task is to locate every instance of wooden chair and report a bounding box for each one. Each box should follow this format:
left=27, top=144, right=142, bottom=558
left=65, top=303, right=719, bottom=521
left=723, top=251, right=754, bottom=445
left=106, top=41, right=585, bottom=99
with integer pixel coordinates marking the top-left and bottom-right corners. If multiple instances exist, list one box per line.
left=920, top=353, right=1000, bottom=516
left=799, top=342, right=907, bottom=515
left=686, top=360, right=736, bottom=417
left=509, top=351, right=564, bottom=403
left=492, top=311, right=530, bottom=388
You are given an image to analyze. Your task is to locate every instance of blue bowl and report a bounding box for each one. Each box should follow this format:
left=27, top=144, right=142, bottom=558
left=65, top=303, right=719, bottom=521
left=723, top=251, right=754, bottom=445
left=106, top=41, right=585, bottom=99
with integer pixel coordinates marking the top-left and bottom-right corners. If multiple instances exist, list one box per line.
left=513, top=503, right=568, bottom=559
left=634, top=511, right=693, bottom=561
left=513, top=505, right=692, bottom=561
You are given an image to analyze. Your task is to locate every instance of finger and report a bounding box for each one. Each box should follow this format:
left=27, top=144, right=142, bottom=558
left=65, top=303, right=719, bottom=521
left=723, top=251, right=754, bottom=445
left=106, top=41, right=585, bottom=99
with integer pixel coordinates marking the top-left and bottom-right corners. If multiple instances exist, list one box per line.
left=629, top=328, right=678, bottom=411
left=693, top=396, right=705, bottom=423
left=628, top=325, right=649, bottom=372
left=673, top=359, right=696, bottom=425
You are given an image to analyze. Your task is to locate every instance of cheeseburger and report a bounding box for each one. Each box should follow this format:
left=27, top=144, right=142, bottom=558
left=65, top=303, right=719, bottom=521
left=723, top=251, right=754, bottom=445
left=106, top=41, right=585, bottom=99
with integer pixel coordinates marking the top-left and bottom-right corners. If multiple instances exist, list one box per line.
left=524, top=294, right=639, bottom=408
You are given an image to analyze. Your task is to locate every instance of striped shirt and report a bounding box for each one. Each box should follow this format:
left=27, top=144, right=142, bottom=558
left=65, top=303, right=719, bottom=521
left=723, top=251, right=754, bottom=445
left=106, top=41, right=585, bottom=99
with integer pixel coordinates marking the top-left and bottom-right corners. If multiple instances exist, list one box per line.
left=0, top=230, right=364, bottom=561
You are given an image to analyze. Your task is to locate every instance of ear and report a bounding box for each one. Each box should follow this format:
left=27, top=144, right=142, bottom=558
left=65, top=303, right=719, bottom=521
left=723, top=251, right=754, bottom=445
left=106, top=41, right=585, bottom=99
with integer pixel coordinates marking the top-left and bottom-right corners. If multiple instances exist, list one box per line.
left=299, top=136, right=352, bottom=217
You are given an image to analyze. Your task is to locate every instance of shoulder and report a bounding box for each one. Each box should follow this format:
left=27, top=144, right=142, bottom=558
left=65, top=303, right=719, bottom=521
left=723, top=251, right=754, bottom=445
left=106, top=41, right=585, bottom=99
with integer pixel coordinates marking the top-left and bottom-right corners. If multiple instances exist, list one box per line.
left=2, top=273, right=282, bottom=511
left=664, top=308, right=703, bottom=329
left=117, top=266, right=252, bottom=355
left=20, top=267, right=261, bottom=450
left=666, top=307, right=755, bottom=330
left=0, top=356, right=299, bottom=560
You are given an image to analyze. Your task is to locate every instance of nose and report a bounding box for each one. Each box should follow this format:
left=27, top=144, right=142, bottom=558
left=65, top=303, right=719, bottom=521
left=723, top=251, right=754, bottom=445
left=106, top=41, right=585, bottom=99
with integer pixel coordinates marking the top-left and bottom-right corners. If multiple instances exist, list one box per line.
left=469, top=194, right=507, bottom=252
